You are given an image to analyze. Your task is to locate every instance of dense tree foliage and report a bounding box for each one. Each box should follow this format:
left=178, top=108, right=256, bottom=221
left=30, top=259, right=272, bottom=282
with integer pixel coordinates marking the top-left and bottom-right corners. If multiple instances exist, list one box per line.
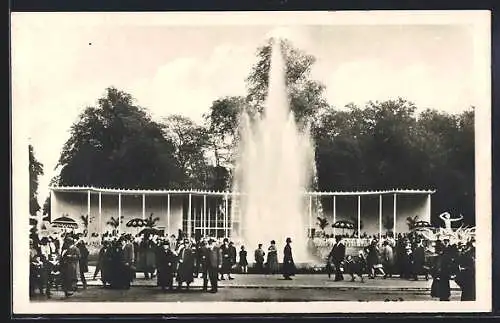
left=55, top=88, right=184, bottom=189
left=29, top=144, right=44, bottom=216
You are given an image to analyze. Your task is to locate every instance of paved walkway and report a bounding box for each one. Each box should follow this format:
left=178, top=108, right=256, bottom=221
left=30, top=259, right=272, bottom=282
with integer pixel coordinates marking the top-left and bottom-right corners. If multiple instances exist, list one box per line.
left=83, top=266, right=460, bottom=291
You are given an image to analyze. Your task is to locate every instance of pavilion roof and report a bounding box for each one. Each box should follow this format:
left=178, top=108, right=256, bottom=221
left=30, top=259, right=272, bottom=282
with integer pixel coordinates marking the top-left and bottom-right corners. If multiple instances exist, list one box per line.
left=49, top=186, right=436, bottom=196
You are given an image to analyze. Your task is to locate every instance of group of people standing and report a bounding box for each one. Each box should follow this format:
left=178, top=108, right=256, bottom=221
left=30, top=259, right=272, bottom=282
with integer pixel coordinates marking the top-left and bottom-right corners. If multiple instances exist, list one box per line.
left=324, top=233, right=476, bottom=301
left=29, top=233, right=90, bottom=298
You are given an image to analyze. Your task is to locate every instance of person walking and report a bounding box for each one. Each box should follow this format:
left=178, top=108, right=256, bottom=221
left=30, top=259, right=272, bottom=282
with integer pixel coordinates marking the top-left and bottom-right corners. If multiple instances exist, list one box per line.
left=282, top=238, right=296, bottom=280
left=220, top=238, right=233, bottom=280
left=328, top=235, right=346, bottom=281
left=412, top=240, right=427, bottom=281
left=254, top=244, right=265, bottom=274
left=239, top=246, right=248, bottom=274
left=94, top=240, right=112, bottom=288
left=266, top=240, right=279, bottom=275
left=76, top=239, right=89, bottom=289
left=176, top=238, right=195, bottom=290
left=380, top=240, right=395, bottom=279
left=228, top=241, right=237, bottom=279
left=456, top=238, right=475, bottom=301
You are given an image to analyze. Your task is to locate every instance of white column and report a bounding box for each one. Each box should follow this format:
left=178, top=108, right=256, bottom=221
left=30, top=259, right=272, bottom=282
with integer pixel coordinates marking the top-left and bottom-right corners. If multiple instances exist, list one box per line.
left=224, top=194, right=229, bottom=237
left=393, top=193, right=397, bottom=236
left=208, top=204, right=211, bottom=237
left=142, top=194, right=146, bottom=220
left=357, top=195, right=361, bottom=241
left=309, top=194, right=313, bottom=237
left=188, top=194, right=192, bottom=238
left=98, top=192, right=102, bottom=236
left=203, top=195, right=207, bottom=237
left=167, top=194, right=171, bottom=235
left=87, top=190, right=91, bottom=237
left=426, top=193, right=432, bottom=222
left=379, top=194, right=383, bottom=242
left=333, top=195, right=336, bottom=236
left=118, top=193, right=122, bottom=235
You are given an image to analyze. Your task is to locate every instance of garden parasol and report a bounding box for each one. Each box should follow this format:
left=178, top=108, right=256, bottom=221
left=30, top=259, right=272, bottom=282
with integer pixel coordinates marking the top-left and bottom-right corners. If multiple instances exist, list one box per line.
left=332, top=220, right=355, bottom=235
left=126, top=218, right=147, bottom=228
left=413, top=220, right=433, bottom=230
left=138, top=227, right=163, bottom=236
left=51, top=216, right=78, bottom=229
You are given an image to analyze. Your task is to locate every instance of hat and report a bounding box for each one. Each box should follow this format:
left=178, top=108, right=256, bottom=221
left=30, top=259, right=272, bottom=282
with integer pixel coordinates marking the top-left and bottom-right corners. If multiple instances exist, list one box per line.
left=286, top=237, right=292, bottom=243
left=208, top=238, right=216, bottom=243
left=223, top=238, right=229, bottom=243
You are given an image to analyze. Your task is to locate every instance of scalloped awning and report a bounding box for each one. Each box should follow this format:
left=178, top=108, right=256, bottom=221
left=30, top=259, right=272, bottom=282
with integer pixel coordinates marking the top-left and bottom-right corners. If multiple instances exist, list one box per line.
left=49, top=186, right=436, bottom=196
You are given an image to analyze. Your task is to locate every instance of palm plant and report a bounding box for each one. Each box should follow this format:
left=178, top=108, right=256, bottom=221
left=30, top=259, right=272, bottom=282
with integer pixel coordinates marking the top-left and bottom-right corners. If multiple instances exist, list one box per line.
left=316, top=217, right=329, bottom=231
left=106, top=216, right=124, bottom=236
left=406, top=215, right=419, bottom=231
left=144, top=213, right=160, bottom=228
left=383, top=216, right=394, bottom=233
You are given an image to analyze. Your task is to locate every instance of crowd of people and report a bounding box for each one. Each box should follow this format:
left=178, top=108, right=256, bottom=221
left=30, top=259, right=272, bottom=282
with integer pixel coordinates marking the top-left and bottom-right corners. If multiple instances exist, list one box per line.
left=29, top=228, right=475, bottom=302
left=29, top=230, right=297, bottom=298
left=324, top=232, right=476, bottom=301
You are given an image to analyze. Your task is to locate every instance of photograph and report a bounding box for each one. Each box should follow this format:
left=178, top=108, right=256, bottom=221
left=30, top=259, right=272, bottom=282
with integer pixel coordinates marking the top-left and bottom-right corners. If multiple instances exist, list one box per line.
left=11, top=10, right=491, bottom=314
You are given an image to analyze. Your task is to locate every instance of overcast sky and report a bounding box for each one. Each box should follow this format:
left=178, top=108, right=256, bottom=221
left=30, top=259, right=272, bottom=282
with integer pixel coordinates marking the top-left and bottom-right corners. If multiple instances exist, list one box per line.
left=11, top=12, right=489, bottom=204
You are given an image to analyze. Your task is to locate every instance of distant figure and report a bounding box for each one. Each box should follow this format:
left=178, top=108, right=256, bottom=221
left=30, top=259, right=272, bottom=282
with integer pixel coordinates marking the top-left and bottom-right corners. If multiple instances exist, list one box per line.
left=254, top=244, right=265, bottom=274
left=228, top=241, right=237, bottom=278
left=282, top=238, right=296, bottom=280
left=220, top=238, right=233, bottom=280
left=328, top=235, right=346, bottom=281
left=439, top=212, right=464, bottom=231
left=239, top=246, right=248, bottom=274
left=266, top=240, right=279, bottom=275
left=76, top=239, right=89, bottom=289
left=60, top=237, right=81, bottom=297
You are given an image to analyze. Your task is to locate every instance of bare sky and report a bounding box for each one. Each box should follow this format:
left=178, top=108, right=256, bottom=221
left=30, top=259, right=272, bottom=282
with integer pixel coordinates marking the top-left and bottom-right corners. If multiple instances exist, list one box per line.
left=11, top=12, right=489, bottom=204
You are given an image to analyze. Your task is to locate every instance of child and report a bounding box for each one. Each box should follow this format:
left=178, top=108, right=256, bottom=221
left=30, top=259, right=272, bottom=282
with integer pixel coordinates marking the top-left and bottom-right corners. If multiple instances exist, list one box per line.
left=345, top=251, right=367, bottom=282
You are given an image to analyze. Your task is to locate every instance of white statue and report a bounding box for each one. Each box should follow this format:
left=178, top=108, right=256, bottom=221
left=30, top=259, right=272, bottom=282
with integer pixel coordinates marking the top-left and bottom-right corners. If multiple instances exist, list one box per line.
left=439, top=212, right=463, bottom=231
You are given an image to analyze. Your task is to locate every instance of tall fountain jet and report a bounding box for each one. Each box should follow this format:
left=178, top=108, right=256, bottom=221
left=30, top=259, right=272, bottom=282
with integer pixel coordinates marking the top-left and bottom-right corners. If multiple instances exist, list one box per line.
left=232, top=38, right=316, bottom=262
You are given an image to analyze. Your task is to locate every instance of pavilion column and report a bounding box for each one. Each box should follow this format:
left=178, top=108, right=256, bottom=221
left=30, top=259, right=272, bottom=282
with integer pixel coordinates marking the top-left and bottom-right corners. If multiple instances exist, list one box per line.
left=188, top=194, right=192, bottom=238
left=118, top=193, right=122, bottom=235
left=224, top=194, right=229, bottom=238
left=357, top=195, right=361, bottom=241
left=426, top=193, right=432, bottom=222
left=98, top=192, right=102, bottom=236
left=203, top=195, right=207, bottom=237
left=393, top=193, right=397, bottom=236
left=332, top=195, right=337, bottom=236
left=308, top=195, right=313, bottom=238
left=87, top=190, right=91, bottom=237
left=142, top=194, right=146, bottom=220
left=379, top=194, right=383, bottom=242
left=167, top=194, right=171, bottom=235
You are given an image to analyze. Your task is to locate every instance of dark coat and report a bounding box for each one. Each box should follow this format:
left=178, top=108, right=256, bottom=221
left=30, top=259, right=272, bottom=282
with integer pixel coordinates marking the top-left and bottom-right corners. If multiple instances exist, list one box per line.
left=239, top=250, right=248, bottom=266
left=254, top=248, right=265, bottom=264
left=96, top=246, right=112, bottom=283
left=266, top=245, right=279, bottom=273
left=203, top=246, right=222, bottom=269
left=60, top=245, right=80, bottom=291
left=282, top=244, right=296, bottom=277
left=412, top=246, right=426, bottom=273
left=176, top=246, right=195, bottom=283
left=220, top=244, right=232, bottom=273
left=156, top=247, right=177, bottom=288
left=229, top=245, right=237, bottom=265
left=329, top=242, right=346, bottom=263
left=77, top=243, right=89, bottom=273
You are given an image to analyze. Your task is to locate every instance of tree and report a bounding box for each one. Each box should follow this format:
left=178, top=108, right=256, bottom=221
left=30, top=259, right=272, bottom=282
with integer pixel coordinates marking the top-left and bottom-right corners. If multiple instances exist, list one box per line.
left=144, top=213, right=160, bottom=228
left=106, top=216, right=123, bottom=236
left=162, top=114, right=211, bottom=188
left=80, top=214, right=90, bottom=236
left=29, top=144, right=44, bottom=216
left=55, top=87, right=183, bottom=189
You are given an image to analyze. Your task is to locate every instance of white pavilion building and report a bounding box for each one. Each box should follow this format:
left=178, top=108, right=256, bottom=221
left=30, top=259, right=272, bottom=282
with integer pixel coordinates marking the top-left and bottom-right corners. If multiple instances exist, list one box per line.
left=48, top=186, right=435, bottom=241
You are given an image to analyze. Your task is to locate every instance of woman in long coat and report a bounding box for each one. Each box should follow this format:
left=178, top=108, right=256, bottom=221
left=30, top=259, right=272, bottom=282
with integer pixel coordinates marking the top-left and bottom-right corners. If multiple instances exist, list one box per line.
left=94, top=240, right=112, bottom=287
left=156, top=241, right=177, bottom=291
left=282, top=238, right=296, bottom=280
left=76, top=240, right=89, bottom=289
left=60, top=237, right=81, bottom=297
left=266, top=240, right=279, bottom=275
left=176, top=239, right=195, bottom=290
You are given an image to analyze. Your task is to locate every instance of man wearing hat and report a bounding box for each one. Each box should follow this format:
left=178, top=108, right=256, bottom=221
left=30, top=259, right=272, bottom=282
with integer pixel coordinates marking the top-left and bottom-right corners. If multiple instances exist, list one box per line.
left=176, top=238, right=195, bottom=290
left=202, top=238, right=222, bottom=293
left=254, top=244, right=266, bottom=274
left=282, top=237, right=296, bottom=280
left=435, top=235, right=454, bottom=301
left=328, top=235, right=346, bottom=281
left=156, top=240, right=177, bottom=292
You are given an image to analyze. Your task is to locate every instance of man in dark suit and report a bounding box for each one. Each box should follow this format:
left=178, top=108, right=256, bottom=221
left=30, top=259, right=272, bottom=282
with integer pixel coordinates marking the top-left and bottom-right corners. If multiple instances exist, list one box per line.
left=202, top=238, right=222, bottom=293
left=120, top=236, right=135, bottom=289
left=228, top=241, right=237, bottom=280
left=328, top=235, right=346, bottom=281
